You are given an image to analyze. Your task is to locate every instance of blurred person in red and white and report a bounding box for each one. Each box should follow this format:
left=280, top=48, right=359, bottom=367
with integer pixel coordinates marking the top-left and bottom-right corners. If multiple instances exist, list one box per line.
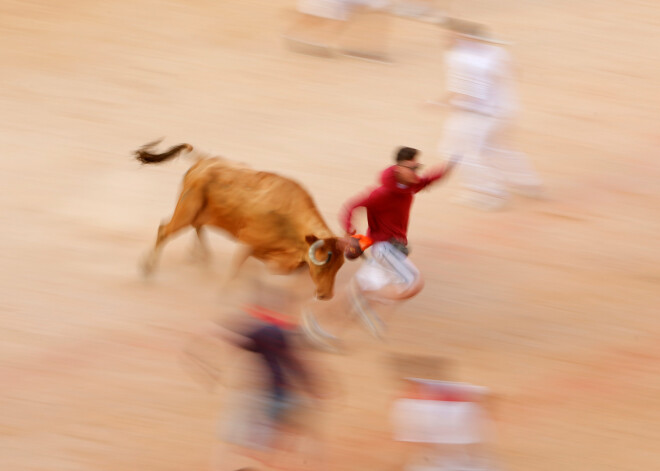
left=391, top=378, right=500, bottom=471
left=182, top=278, right=334, bottom=471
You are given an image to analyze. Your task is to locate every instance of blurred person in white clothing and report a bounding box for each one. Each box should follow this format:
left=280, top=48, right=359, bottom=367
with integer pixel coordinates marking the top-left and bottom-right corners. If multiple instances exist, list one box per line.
left=285, top=0, right=391, bottom=61
left=435, top=20, right=543, bottom=211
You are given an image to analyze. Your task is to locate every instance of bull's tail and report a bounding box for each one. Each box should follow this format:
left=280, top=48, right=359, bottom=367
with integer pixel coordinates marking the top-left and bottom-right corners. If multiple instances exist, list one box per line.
left=134, top=138, right=198, bottom=164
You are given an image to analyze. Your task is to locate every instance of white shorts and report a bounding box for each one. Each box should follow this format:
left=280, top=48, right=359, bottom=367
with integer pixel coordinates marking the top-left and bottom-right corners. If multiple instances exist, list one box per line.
left=354, top=241, right=419, bottom=292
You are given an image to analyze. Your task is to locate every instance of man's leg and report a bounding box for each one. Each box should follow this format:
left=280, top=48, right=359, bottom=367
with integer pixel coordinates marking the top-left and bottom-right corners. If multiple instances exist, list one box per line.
left=363, top=242, right=423, bottom=302
left=439, top=110, right=486, bottom=200
left=349, top=243, right=423, bottom=337
left=349, top=277, right=388, bottom=338
left=300, top=288, right=357, bottom=352
left=444, top=111, right=509, bottom=210
left=487, top=119, right=543, bottom=198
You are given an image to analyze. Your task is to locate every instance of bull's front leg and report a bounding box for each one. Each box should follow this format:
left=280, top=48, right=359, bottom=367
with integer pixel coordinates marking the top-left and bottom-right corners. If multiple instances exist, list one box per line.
left=190, top=226, right=211, bottom=262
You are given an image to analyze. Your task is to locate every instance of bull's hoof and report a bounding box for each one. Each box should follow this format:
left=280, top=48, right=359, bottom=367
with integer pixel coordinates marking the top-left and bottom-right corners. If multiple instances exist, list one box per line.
left=140, top=254, right=157, bottom=277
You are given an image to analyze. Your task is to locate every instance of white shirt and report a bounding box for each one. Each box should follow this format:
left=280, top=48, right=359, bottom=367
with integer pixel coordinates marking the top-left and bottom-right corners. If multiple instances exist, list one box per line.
left=446, top=40, right=518, bottom=117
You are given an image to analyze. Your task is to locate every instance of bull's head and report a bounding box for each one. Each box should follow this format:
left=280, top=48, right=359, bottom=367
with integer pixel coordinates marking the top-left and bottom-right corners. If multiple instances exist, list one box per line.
left=305, top=235, right=345, bottom=300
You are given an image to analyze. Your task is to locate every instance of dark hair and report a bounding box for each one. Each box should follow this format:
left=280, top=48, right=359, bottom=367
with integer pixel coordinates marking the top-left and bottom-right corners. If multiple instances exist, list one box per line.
left=395, top=147, right=418, bottom=163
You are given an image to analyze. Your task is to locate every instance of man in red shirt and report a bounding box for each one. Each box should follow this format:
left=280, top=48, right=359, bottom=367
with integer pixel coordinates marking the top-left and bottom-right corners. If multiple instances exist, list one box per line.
left=303, top=147, right=458, bottom=345
left=342, top=146, right=457, bottom=300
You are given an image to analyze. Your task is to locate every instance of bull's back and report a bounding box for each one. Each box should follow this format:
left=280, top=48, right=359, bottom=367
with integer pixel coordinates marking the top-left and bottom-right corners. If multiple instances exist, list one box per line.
left=191, top=159, right=322, bottom=246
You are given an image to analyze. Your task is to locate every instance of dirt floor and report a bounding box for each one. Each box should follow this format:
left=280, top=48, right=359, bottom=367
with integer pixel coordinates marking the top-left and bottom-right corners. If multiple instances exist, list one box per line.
left=1, top=1, right=659, bottom=470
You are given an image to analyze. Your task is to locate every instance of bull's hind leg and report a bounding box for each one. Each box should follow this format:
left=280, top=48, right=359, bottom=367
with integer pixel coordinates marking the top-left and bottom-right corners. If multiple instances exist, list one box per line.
left=141, top=186, right=206, bottom=276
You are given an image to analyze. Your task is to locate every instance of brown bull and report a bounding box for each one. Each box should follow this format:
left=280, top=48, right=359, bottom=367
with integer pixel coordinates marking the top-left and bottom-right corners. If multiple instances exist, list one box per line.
left=134, top=140, right=345, bottom=300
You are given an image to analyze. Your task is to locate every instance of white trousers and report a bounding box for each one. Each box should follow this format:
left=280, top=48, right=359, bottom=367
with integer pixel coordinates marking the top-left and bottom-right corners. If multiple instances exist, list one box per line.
left=354, top=241, right=419, bottom=292
left=438, top=109, right=541, bottom=197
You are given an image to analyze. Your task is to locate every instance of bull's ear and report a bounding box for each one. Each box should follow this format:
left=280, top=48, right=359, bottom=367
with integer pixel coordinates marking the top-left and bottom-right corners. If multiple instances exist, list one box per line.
left=305, top=234, right=319, bottom=245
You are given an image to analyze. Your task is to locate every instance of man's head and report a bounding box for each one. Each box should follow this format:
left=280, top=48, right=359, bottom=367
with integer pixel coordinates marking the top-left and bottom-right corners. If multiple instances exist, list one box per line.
left=395, top=146, right=422, bottom=186
left=396, top=146, right=419, bottom=164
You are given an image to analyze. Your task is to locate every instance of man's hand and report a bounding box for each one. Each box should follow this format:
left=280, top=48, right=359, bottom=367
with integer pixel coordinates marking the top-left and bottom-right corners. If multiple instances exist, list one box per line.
left=418, top=155, right=462, bottom=188
left=336, top=236, right=350, bottom=254
left=445, top=154, right=462, bottom=171
left=337, top=235, right=367, bottom=260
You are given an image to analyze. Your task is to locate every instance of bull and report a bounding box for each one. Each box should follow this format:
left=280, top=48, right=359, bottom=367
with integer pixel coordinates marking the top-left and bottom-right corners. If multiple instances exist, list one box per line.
left=134, top=140, right=345, bottom=300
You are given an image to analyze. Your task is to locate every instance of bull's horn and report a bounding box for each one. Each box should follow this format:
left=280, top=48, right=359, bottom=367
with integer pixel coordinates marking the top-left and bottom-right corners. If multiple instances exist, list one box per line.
left=308, top=239, right=331, bottom=266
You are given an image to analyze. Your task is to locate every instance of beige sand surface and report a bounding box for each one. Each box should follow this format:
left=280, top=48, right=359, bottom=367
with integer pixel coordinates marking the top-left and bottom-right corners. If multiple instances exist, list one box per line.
left=1, top=1, right=659, bottom=470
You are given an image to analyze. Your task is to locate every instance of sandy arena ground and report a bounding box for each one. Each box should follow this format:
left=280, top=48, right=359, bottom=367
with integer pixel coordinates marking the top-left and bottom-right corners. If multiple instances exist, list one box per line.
left=1, top=1, right=659, bottom=470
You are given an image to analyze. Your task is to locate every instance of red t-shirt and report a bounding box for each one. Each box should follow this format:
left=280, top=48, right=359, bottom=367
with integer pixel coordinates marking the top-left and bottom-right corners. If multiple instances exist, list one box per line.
left=340, top=165, right=446, bottom=245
